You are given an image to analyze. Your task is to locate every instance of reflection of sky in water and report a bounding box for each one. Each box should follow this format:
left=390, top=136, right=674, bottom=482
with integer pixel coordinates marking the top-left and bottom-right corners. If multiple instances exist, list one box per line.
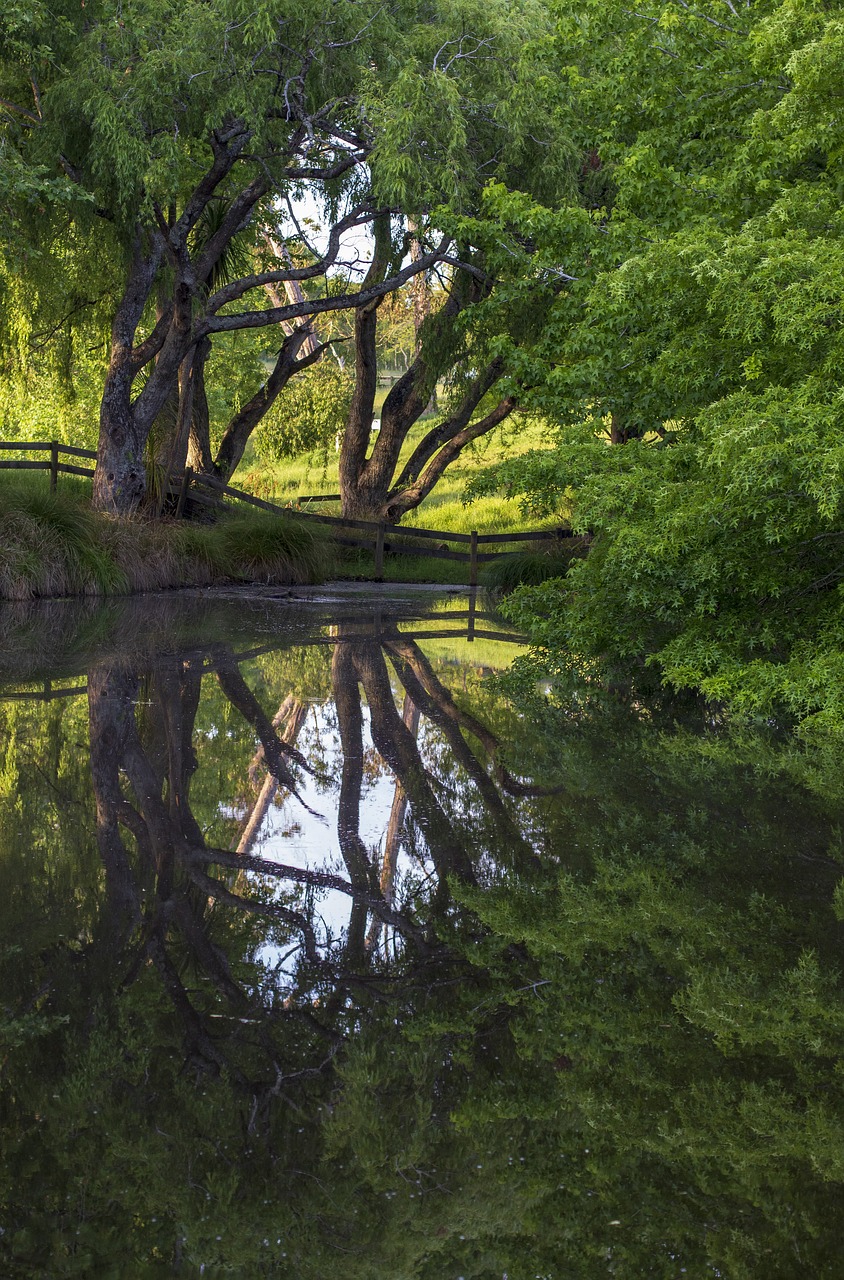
left=233, top=703, right=432, bottom=977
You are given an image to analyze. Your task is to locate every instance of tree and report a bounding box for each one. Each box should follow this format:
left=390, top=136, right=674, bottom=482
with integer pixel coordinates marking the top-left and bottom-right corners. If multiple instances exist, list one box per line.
left=1, top=0, right=572, bottom=514
left=466, top=0, right=844, bottom=732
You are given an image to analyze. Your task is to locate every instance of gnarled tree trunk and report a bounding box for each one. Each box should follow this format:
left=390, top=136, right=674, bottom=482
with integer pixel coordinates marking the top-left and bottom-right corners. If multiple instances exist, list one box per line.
left=337, top=255, right=517, bottom=524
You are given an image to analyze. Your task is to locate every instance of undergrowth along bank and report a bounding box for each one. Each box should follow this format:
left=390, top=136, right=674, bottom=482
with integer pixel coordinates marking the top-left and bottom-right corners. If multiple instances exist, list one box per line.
left=0, top=476, right=331, bottom=600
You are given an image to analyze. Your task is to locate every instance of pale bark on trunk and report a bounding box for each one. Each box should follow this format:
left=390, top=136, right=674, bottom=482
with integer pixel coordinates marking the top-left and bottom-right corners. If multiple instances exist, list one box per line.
left=214, top=652, right=312, bottom=798
left=380, top=693, right=419, bottom=902
left=235, top=696, right=308, bottom=856
left=186, top=337, right=215, bottom=474
left=365, top=693, right=419, bottom=951
left=383, top=633, right=538, bottom=869
left=263, top=235, right=322, bottom=357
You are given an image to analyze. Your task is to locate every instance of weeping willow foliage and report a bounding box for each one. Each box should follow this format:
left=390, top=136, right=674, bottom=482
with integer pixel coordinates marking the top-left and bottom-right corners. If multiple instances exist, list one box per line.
left=256, top=359, right=354, bottom=463
left=0, top=0, right=574, bottom=494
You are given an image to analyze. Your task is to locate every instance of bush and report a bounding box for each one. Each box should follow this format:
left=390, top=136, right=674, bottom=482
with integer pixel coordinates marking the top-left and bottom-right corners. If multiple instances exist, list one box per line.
left=480, top=543, right=585, bottom=598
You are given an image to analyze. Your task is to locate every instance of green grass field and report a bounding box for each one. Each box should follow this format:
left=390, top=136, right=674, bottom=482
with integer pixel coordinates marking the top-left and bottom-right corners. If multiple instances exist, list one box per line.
left=239, top=411, right=557, bottom=536
left=234, top=410, right=562, bottom=583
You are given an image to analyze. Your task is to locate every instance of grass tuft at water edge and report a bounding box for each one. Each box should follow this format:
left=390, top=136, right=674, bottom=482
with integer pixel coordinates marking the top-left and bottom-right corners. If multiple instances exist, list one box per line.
left=0, top=476, right=332, bottom=599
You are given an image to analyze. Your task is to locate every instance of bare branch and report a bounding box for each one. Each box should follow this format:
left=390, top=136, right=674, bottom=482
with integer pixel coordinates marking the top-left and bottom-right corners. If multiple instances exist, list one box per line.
left=440, top=255, right=494, bottom=285
left=0, top=96, right=41, bottom=125
left=129, top=306, right=173, bottom=372
left=393, top=357, right=504, bottom=490
left=201, top=237, right=452, bottom=335
left=205, top=206, right=376, bottom=312
left=30, top=76, right=42, bottom=120
left=193, top=172, right=270, bottom=285
left=282, top=148, right=369, bottom=182
left=169, top=126, right=254, bottom=250
left=324, top=5, right=387, bottom=49
left=674, top=0, right=747, bottom=33
left=433, top=34, right=497, bottom=73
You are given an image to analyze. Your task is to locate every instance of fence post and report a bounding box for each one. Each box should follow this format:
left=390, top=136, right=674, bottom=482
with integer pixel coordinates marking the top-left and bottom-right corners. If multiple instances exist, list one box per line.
left=374, top=522, right=385, bottom=582
left=469, top=530, right=479, bottom=589
left=175, top=467, right=193, bottom=519
left=467, top=530, right=479, bottom=642
left=50, top=440, right=58, bottom=493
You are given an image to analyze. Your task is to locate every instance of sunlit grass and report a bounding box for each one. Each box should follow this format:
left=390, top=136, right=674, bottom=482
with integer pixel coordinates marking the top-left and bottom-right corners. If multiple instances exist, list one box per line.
left=0, top=407, right=561, bottom=595
left=414, top=635, right=526, bottom=668
left=0, top=475, right=331, bottom=599
left=239, top=413, right=557, bottom=535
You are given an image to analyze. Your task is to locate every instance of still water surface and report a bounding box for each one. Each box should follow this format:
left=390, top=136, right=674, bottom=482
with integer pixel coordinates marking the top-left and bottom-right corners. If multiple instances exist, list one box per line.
left=1, top=588, right=842, bottom=1278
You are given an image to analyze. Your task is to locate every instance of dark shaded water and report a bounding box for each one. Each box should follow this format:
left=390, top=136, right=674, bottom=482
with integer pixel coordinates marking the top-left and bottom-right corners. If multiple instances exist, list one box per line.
left=1, top=588, right=843, bottom=1278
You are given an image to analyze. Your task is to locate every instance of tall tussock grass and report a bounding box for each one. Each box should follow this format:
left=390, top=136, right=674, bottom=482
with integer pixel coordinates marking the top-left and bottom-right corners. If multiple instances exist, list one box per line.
left=0, top=477, right=331, bottom=600
left=480, top=542, right=587, bottom=598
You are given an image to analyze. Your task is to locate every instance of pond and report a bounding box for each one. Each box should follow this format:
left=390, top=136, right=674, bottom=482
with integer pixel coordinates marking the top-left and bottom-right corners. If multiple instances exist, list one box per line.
left=1, top=587, right=842, bottom=1278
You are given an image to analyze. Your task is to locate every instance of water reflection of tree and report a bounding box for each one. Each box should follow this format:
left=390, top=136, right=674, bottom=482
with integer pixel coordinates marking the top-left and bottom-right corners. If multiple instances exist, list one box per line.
left=84, top=627, right=537, bottom=1086
left=4, top=628, right=844, bottom=1278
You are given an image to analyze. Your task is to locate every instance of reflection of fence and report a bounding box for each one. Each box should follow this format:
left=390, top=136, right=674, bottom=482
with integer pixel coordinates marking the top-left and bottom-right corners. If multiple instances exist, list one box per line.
left=0, top=609, right=524, bottom=701
left=0, top=441, right=96, bottom=490
left=0, top=681, right=89, bottom=702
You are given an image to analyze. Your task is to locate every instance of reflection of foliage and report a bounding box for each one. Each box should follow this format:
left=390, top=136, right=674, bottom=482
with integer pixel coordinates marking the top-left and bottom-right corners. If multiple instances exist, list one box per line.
left=256, top=360, right=354, bottom=463
left=2, top=610, right=844, bottom=1275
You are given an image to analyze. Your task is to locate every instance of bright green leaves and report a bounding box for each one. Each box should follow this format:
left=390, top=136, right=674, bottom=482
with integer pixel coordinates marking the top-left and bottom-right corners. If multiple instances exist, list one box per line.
left=465, top=0, right=844, bottom=733
left=256, top=357, right=353, bottom=461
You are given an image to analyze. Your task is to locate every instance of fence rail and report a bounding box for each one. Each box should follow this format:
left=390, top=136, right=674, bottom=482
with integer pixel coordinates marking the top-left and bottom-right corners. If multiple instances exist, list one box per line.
left=0, top=442, right=584, bottom=585
left=182, top=468, right=582, bottom=585
left=0, top=440, right=96, bottom=490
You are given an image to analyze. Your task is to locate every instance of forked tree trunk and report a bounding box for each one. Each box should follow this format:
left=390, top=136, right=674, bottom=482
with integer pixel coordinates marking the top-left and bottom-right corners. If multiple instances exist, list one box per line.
left=337, top=253, right=517, bottom=524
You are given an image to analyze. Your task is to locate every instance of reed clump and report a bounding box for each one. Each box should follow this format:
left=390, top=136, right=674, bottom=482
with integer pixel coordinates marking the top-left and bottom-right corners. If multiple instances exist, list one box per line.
left=0, top=477, right=332, bottom=600
left=479, top=542, right=587, bottom=598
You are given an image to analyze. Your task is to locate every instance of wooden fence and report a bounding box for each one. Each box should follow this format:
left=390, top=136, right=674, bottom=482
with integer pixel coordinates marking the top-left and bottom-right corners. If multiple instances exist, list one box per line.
left=0, top=440, right=96, bottom=488
left=0, top=441, right=582, bottom=585
left=180, top=467, right=580, bottom=586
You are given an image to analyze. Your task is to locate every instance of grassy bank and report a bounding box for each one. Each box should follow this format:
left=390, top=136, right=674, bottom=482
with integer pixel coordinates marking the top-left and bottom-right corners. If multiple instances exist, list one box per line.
left=0, top=409, right=565, bottom=598
left=0, top=476, right=331, bottom=600
left=240, top=414, right=557, bottom=536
